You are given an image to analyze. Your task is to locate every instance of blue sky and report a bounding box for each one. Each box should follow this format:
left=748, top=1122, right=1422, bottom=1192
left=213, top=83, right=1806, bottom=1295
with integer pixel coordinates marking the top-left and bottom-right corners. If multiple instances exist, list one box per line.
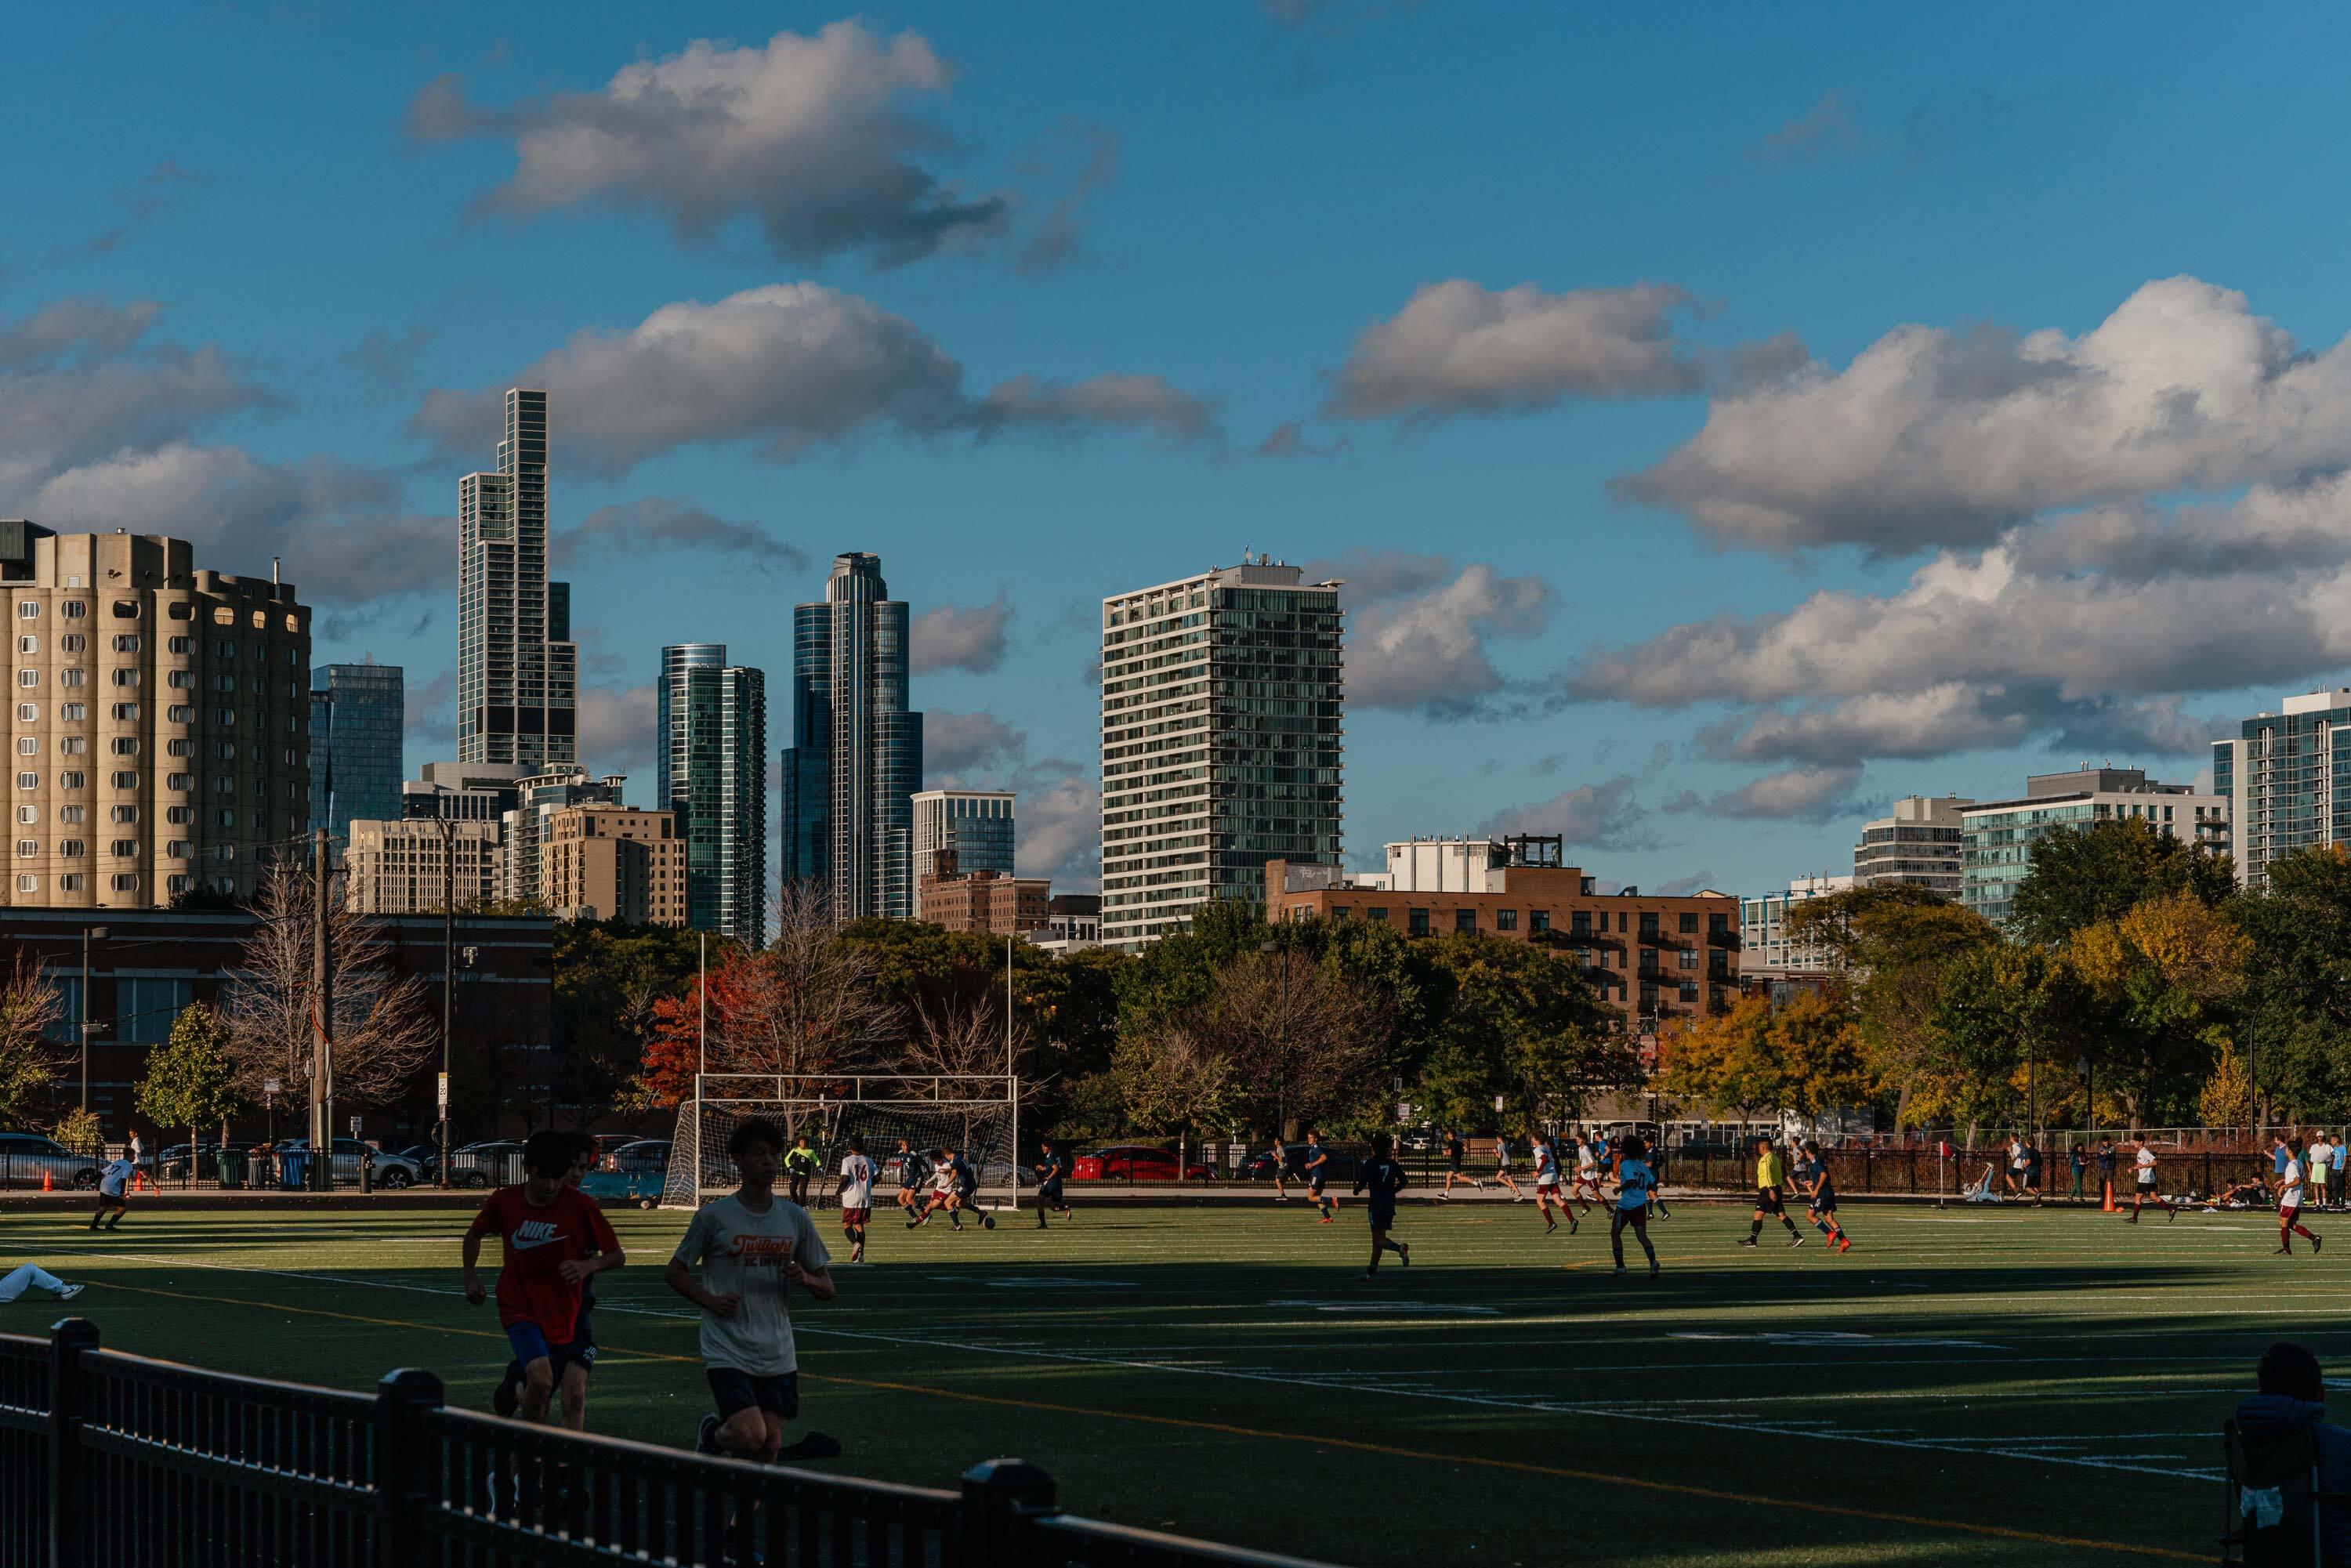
left=10, top=2, right=2351, bottom=895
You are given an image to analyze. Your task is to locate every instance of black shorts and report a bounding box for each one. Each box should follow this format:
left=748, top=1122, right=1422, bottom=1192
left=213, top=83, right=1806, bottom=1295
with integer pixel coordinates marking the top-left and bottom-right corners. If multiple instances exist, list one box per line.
left=1611, top=1206, right=1648, bottom=1233
left=708, top=1368, right=799, bottom=1422
left=1368, top=1205, right=1397, bottom=1231
left=1810, top=1194, right=1838, bottom=1215
left=1755, top=1188, right=1784, bottom=1215
left=1447, top=1158, right=1464, bottom=1174
left=1308, top=1177, right=1327, bottom=1193
left=1040, top=1179, right=1064, bottom=1204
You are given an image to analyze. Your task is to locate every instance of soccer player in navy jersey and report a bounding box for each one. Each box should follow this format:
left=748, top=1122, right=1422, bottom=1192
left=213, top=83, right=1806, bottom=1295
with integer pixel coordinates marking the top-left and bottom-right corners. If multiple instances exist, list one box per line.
left=1353, top=1134, right=1411, bottom=1280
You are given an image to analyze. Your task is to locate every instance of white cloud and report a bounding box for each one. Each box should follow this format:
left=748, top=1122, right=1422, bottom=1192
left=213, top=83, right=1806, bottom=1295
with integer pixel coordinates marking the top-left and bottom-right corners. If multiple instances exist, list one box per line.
left=1476, top=776, right=1650, bottom=849
left=575, top=683, right=660, bottom=773
left=1748, top=91, right=1861, bottom=164
left=405, top=671, right=458, bottom=749
left=1329, top=280, right=1702, bottom=422
left=1707, top=765, right=1867, bottom=823
left=925, top=709, right=1027, bottom=773
left=1349, top=563, right=1551, bottom=714
left=552, top=496, right=804, bottom=574
left=1617, top=276, right=2351, bottom=552
left=1012, top=767, right=1099, bottom=887
left=411, top=22, right=1008, bottom=267
left=411, top=283, right=1213, bottom=476
left=911, top=596, right=1012, bottom=675
left=1300, top=546, right=1451, bottom=604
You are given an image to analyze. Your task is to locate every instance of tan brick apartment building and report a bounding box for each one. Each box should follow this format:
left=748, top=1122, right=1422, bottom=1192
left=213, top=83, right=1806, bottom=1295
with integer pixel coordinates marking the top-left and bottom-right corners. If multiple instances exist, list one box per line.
left=1265, top=853, right=1739, bottom=1036
left=542, top=804, right=686, bottom=925
left=918, top=864, right=1051, bottom=936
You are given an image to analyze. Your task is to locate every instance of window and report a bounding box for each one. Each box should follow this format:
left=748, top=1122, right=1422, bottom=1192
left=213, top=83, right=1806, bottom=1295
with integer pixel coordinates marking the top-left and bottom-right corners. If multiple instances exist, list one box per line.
left=165, top=774, right=190, bottom=792
left=12, top=841, right=30, bottom=859
left=167, top=670, right=194, bottom=688
left=108, top=737, right=136, bottom=755
left=13, top=807, right=31, bottom=825
left=1451, top=908, right=1476, bottom=932
left=216, top=710, right=235, bottom=728
left=284, top=614, right=299, bottom=633
left=58, top=669, right=83, bottom=688
left=165, top=806, right=191, bottom=824
left=166, top=740, right=192, bottom=757
left=1639, top=911, right=1659, bottom=936
left=1408, top=908, right=1431, bottom=936
left=1531, top=910, right=1550, bottom=933
left=211, top=776, right=231, bottom=795
left=1571, top=910, right=1591, bottom=936
left=167, top=603, right=192, bottom=621
left=215, top=742, right=236, bottom=761
left=108, top=772, right=136, bottom=790
left=167, top=636, right=191, bottom=656
left=1365, top=907, right=1389, bottom=923
left=1679, top=982, right=1700, bottom=1003
left=110, top=874, right=137, bottom=893
left=110, top=703, right=137, bottom=721
left=249, top=610, right=265, bottom=629
left=59, top=841, right=83, bottom=858
left=110, top=805, right=136, bottom=824
left=111, top=602, right=138, bottom=620
left=14, top=740, right=33, bottom=757
left=60, top=602, right=85, bottom=620
left=13, top=773, right=32, bottom=790
left=13, top=602, right=34, bottom=620
left=60, top=635, right=83, bottom=655
left=212, top=607, right=234, bottom=626
left=165, top=840, right=190, bottom=859
left=57, top=874, right=82, bottom=893
left=110, top=840, right=136, bottom=858
left=111, top=669, right=138, bottom=687
left=111, top=635, right=139, bottom=653
left=13, top=704, right=32, bottom=722
left=1679, top=912, right=1698, bottom=934
left=1709, top=912, right=1729, bottom=935
left=13, top=875, right=32, bottom=893
left=166, top=875, right=190, bottom=896
left=60, top=704, right=84, bottom=722
left=1639, top=950, right=1659, bottom=974
left=213, top=809, right=235, bottom=828
left=60, top=806, right=83, bottom=825
left=58, top=738, right=83, bottom=756
left=15, top=671, right=36, bottom=689
left=1678, top=948, right=1699, bottom=969
left=167, top=706, right=193, bottom=724
left=59, top=773, right=82, bottom=791
left=13, top=636, right=31, bottom=654
left=1496, top=909, right=1518, bottom=932
left=212, top=674, right=235, bottom=693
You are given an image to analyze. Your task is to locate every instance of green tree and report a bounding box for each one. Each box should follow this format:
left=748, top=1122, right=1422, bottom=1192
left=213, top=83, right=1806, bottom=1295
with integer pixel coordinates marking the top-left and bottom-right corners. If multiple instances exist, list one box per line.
left=2227, top=846, right=2351, bottom=1122
left=1411, top=934, right=1632, bottom=1134
left=2006, top=817, right=2235, bottom=948
left=1659, top=990, right=1873, bottom=1128
left=135, top=1005, right=244, bottom=1155
left=552, top=919, right=703, bottom=1128
left=2064, top=889, right=2248, bottom=1126
left=1114, top=1027, right=1240, bottom=1174
left=1929, top=942, right=2088, bottom=1132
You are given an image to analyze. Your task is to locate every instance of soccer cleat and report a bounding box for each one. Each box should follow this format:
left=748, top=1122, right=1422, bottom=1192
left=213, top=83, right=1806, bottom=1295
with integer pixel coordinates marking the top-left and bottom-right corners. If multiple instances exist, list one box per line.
left=1398, top=1241, right=1410, bottom=1267
left=2315, top=1234, right=2325, bottom=1254
left=1648, top=1264, right=1661, bottom=1279
left=1838, top=1237, right=1853, bottom=1253
left=1567, top=1216, right=1579, bottom=1234
left=696, top=1414, right=723, bottom=1456
left=1787, top=1233, right=1805, bottom=1247
left=2276, top=1246, right=2295, bottom=1255
left=1613, top=1266, right=1627, bottom=1276
left=1318, top=1215, right=1334, bottom=1225
left=1737, top=1237, right=1758, bottom=1248
left=1544, top=1219, right=1556, bottom=1234
left=56, top=1283, right=83, bottom=1301
left=1440, top=1192, right=1450, bottom=1201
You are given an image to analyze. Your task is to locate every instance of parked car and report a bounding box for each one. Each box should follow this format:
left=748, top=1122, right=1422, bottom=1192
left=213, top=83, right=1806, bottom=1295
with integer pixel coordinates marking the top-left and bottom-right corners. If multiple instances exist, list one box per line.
left=154, top=1142, right=221, bottom=1181
left=602, top=1139, right=672, bottom=1175
left=0, top=1132, right=102, bottom=1190
left=586, top=1132, right=640, bottom=1165
left=1236, top=1146, right=1363, bottom=1185
left=1070, top=1145, right=1215, bottom=1182
left=445, top=1139, right=526, bottom=1189
left=578, top=1168, right=663, bottom=1209
left=264, top=1139, right=425, bottom=1187
left=1397, top=1124, right=1437, bottom=1153
left=391, top=1144, right=442, bottom=1182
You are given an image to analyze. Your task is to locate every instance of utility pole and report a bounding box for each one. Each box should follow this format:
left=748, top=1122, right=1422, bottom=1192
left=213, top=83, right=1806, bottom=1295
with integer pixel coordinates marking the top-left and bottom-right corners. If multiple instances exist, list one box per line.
left=79, top=924, right=107, bottom=1116
left=311, top=827, right=335, bottom=1192
left=439, top=815, right=456, bottom=1189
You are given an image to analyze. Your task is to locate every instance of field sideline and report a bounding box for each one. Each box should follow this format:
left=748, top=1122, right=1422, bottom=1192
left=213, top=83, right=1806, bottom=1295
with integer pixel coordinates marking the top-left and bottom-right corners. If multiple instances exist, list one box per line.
left=0, top=1195, right=2310, bottom=1566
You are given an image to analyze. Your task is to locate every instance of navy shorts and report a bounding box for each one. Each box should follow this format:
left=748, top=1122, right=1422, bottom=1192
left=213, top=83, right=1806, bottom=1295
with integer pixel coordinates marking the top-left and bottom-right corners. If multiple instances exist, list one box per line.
left=505, top=1320, right=596, bottom=1377
left=708, top=1367, right=799, bottom=1421
left=1368, top=1205, right=1397, bottom=1231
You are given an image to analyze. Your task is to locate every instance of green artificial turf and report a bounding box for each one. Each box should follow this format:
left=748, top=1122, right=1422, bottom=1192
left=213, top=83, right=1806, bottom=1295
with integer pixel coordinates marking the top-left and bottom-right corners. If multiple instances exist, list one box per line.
left=0, top=1193, right=2303, bottom=1566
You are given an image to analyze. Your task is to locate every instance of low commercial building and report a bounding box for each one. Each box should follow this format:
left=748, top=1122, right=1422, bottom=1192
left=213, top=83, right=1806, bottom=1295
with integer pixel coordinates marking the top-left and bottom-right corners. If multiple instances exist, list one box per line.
left=1852, top=796, right=1971, bottom=894
left=919, top=856, right=1050, bottom=936
left=541, top=804, right=686, bottom=926
left=1740, top=873, right=1854, bottom=973
left=346, top=818, right=501, bottom=914
left=1027, top=893, right=1103, bottom=953
left=1962, top=768, right=2222, bottom=925
left=1263, top=853, right=1738, bottom=1037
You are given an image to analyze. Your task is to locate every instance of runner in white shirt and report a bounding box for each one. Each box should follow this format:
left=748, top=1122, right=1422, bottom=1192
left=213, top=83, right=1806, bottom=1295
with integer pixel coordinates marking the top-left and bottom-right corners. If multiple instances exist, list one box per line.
left=1492, top=1137, right=1524, bottom=1202
left=835, top=1136, right=876, bottom=1264
left=2125, top=1138, right=2175, bottom=1224
left=2273, top=1134, right=2324, bottom=1257
left=911, top=1152, right=959, bottom=1228
left=1571, top=1135, right=1606, bottom=1214
left=1531, top=1134, right=1577, bottom=1236
left=2308, top=1134, right=2333, bottom=1213
left=89, top=1157, right=134, bottom=1232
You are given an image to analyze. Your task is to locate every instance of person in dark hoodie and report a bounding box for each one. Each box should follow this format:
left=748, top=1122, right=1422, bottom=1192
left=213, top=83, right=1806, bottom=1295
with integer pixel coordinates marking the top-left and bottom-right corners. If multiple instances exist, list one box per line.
left=2235, top=1341, right=2351, bottom=1566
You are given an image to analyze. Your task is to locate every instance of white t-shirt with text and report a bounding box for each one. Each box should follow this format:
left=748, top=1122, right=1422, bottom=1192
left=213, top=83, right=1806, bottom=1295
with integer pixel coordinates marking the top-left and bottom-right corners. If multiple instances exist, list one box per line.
left=671, top=1193, right=831, bottom=1377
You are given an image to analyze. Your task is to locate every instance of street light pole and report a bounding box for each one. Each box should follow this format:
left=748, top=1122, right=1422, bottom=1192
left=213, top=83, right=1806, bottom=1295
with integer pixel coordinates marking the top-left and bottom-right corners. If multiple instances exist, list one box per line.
left=79, top=924, right=107, bottom=1114
left=438, top=815, right=455, bottom=1190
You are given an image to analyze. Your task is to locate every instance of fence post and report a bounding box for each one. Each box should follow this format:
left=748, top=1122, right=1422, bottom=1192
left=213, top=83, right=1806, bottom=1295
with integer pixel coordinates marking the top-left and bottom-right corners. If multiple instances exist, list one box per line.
left=962, top=1458, right=1056, bottom=1567
left=375, top=1367, right=444, bottom=1560
left=47, top=1316, right=98, bottom=1568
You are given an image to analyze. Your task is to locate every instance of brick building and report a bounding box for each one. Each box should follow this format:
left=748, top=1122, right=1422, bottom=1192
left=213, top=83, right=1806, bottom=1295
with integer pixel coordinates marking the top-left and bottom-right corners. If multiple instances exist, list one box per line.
left=1264, top=851, right=1738, bottom=1037
left=542, top=805, right=686, bottom=926
left=0, top=905, right=552, bottom=1145
left=918, top=855, right=1050, bottom=937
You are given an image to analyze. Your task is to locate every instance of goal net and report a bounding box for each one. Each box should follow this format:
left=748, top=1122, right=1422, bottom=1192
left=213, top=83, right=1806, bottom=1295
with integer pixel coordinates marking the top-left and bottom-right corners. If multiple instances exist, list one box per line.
left=661, top=1074, right=1020, bottom=1212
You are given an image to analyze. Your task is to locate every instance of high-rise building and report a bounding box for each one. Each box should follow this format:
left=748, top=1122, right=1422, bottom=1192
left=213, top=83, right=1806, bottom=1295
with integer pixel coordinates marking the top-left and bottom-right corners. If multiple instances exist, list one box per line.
left=1962, top=767, right=2224, bottom=922
left=910, top=789, right=1014, bottom=918
left=0, top=524, right=312, bottom=910
left=658, top=644, right=767, bottom=945
left=457, top=389, right=576, bottom=770
left=2211, top=687, right=2351, bottom=889
left=542, top=804, right=687, bottom=926
left=498, top=766, right=625, bottom=908
left=1100, top=557, right=1344, bottom=949
left=309, top=661, right=403, bottom=844
left=344, top=818, right=500, bottom=914
left=1851, top=796, right=1972, bottom=895
left=781, top=554, right=923, bottom=922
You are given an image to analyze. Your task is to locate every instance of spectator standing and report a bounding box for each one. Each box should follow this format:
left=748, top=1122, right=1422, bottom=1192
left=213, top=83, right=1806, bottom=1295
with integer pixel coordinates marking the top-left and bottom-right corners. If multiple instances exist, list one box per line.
left=2234, top=1342, right=2351, bottom=1565
left=2069, top=1143, right=2088, bottom=1204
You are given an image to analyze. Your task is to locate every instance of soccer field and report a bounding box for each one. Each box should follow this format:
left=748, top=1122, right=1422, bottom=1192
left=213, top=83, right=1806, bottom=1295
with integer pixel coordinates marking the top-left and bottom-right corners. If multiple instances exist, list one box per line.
left=0, top=1193, right=2297, bottom=1566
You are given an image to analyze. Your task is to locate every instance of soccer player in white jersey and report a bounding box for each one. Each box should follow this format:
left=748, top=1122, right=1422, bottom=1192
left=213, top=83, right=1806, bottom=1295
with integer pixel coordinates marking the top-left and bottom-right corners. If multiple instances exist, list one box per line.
left=2273, top=1134, right=2324, bottom=1257
left=2125, top=1135, right=2176, bottom=1224
left=1531, top=1134, right=1576, bottom=1235
left=667, top=1117, right=841, bottom=1465
left=1571, top=1135, right=1606, bottom=1214
left=835, top=1136, right=876, bottom=1264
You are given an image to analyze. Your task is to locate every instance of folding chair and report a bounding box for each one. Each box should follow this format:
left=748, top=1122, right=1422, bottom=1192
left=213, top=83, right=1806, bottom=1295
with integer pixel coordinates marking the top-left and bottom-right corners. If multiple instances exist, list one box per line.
left=2222, top=1417, right=2351, bottom=1566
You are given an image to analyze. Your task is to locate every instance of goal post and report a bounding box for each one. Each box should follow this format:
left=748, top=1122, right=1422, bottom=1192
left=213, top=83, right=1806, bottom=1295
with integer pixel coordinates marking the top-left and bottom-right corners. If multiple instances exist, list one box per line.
left=662, top=1073, right=1021, bottom=1212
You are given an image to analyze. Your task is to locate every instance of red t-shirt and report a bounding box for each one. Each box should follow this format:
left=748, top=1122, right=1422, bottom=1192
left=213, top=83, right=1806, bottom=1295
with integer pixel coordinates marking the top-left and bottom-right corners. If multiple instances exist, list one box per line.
left=468, top=1185, right=618, bottom=1343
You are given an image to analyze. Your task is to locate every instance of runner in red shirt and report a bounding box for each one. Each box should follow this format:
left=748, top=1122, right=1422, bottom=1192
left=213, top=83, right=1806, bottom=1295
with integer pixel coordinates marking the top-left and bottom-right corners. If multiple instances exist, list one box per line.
left=462, top=1130, right=624, bottom=1431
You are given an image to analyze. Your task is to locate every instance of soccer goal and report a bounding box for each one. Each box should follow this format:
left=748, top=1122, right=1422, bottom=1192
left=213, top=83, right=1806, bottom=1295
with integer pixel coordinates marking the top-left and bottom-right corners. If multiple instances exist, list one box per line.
left=661, top=1074, right=1021, bottom=1212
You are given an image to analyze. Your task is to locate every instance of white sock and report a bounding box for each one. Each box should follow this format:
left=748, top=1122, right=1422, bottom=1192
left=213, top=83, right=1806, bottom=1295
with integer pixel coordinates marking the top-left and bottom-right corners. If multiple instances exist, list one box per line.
left=0, top=1264, right=67, bottom=1303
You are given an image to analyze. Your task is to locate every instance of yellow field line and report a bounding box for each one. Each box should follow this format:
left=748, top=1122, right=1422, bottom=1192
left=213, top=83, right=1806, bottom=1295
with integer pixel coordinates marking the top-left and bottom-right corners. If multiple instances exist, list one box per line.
left=85, top=1279, right=2199, bottom=1561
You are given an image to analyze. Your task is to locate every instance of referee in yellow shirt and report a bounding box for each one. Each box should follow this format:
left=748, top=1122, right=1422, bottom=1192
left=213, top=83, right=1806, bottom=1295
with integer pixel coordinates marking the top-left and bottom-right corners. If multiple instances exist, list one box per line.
left=1739, top=1136, right=1804, bottom=1248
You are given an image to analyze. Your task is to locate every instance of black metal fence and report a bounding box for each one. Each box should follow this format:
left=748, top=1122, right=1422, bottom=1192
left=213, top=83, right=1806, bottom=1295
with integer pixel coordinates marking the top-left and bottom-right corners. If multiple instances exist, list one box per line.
left=2, top=1318, right=1338, bottom=1567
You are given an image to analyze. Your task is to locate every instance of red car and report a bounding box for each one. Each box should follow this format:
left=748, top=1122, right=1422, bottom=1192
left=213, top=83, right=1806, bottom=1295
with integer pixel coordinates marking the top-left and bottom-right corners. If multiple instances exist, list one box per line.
left=1070, top=1144, right=1215, bottom=1182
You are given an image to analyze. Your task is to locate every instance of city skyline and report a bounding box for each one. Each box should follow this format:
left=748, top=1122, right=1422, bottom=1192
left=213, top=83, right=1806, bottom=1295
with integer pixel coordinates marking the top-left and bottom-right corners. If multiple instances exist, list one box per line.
left=16, top=8, right=2351, bottom=900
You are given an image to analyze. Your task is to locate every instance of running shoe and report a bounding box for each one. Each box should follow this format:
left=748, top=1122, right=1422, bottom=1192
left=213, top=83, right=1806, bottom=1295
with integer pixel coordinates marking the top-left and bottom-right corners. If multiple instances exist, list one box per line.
left=696, top=1414, right=723, bottom=1456
left=56, top=1283, right=84, bottom=1301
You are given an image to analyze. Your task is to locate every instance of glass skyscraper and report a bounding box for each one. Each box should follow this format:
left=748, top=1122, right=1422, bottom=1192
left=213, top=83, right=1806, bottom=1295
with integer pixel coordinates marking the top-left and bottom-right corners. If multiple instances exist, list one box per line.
left=911, top=790, right=1016, bottom=917
left=309, top=662, right=404, bottom=843
left=2213, top=686, right=2351, bottom=888
left=658, top=644, right=768, bottom=946
left=781, top=553, right=924, bottom=922
left=457, top=389, right=576, bottom=769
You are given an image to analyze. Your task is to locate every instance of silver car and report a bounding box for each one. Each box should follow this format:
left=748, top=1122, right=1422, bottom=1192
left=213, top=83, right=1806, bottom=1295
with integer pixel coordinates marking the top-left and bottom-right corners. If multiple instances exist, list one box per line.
left=0, top=1132, right=102, bottom=1190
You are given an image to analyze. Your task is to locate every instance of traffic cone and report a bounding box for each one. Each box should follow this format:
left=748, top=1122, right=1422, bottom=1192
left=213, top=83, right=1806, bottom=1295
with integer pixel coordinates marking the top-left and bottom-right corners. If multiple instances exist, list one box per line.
left=2101, top=1179, right=2117, bottom=1213
left=41, top=1169, right=52, bottom=1193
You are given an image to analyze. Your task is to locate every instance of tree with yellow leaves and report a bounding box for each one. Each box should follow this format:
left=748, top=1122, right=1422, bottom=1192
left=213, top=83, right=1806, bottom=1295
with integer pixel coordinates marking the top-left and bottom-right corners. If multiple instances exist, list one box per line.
left=1659, top=989, right=1875, bottom=1129
left=2063, top=889, right=2249, bottom=1128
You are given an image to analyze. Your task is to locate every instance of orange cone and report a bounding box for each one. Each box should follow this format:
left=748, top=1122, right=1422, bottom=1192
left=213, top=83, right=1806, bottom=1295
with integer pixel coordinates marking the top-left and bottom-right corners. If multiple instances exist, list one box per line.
left=2101, top=1179, right=2117, bottom=1213
left=42, top=1169, right=52, bottom=1193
